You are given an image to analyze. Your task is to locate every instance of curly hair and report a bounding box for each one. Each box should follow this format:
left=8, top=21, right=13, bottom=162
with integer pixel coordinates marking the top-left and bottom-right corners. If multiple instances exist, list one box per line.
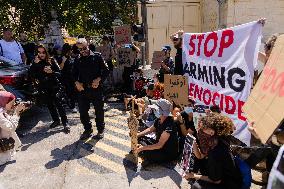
left=199, top=113, right=234, bottom=136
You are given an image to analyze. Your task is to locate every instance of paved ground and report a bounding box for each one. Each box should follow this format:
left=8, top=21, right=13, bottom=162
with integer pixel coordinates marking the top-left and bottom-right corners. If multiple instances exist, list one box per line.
left=0, top=103, right=264, bottom=189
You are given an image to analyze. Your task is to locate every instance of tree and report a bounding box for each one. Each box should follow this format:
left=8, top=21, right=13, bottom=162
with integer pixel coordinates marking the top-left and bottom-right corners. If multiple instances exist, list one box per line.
left=0, top=0, right=137, bottom=39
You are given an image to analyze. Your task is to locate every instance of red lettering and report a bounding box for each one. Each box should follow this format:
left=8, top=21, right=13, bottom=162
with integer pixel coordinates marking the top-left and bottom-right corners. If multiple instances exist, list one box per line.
left=238, top=100, right=246, bottom=121
left=225, top=95, right=236, bottom=114
left=194, top=84, right=203, bottom=101
left=197, top=34, right=205, bottom=56
left=271, top=72, right=284, bottom=96
left=189, top=35, right=197, bottom=55
left=204, top=32, right=218, bottom=57
left=220, top=93, right=224, bottom=111
left=189, top=83, right=195, bottom=96
left=218, top=30, right=234, bottom=57
left=203, top=89, right=212, bottom=105
left=262, top=68, right=276, bottom=91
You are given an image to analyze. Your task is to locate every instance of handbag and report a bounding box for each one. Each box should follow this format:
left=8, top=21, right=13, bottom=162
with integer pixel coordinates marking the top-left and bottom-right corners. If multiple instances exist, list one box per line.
left=0, top=137, right=15, bottom=152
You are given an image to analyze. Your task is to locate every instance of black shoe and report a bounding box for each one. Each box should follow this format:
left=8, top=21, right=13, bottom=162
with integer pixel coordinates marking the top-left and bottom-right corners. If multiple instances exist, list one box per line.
left=93, top=132, right=104, bottom=140
left=50, top=121, right=60, bottom=128
left=80, top=130, right=93, bottom=140
left=63, top=123, right=70, bottom=134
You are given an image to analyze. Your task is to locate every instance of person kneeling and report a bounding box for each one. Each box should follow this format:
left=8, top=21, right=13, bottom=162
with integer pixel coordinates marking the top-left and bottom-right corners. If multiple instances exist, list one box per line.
left=136, top=99, right=179, bottom=166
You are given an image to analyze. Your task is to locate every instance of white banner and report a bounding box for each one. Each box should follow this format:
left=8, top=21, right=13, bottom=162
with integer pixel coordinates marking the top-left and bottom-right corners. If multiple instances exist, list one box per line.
left=182, top=21, right=262, bottom=145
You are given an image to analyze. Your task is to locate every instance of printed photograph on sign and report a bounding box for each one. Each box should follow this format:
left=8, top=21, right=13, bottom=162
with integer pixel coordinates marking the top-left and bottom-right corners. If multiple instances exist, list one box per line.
left=117, top=48, right=135, bottom=67
left=114, top=25, right=132, bottom=46
left=164, top=75, right=189, bottom=108
left=179, top=134, right=195, bottom=173
left=151, top=51, right=165, bottom=70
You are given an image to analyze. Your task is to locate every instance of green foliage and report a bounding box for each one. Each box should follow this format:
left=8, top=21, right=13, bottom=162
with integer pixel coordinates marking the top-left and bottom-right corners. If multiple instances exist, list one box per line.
left=0, top=0, right=137, bottom=38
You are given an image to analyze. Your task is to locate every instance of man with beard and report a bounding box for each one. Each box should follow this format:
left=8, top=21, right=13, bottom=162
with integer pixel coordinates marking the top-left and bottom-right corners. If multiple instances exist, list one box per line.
left=73, top=38, right=110, bottom=140
left=170, top=30, right=184, bottom=75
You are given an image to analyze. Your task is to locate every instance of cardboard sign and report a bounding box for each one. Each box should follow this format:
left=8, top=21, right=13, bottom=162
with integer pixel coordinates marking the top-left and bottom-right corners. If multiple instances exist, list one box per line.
left=127, top=114, right=139, bottom=164
left=179, top=134, right=196, bottom=173
left=96, top=46, right=111, bottom=60
left=114, top=25, right=132, bottom=46
left=164, top=74, right=189, bottom=108
left=243, top=34, right=284, bottom=143
left=117, top=48, right=135, bottom=67
left=151, top=51, right=165, bottom=70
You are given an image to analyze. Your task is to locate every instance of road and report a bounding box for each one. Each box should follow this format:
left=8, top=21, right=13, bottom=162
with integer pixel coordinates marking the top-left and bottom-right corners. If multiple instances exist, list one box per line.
left=0, top=102, right=263, bottom=189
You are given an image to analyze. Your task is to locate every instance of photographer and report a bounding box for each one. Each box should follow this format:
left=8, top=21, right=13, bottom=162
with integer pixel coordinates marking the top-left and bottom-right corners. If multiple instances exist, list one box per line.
left=30, top=45, right=70, bottom=134
left=0, top=91, right=25, bottom=166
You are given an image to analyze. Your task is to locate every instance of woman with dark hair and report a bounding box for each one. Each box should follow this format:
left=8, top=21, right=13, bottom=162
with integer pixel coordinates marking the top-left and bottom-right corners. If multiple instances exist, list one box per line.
left=30, top=45, right=70, bottom=133
left=184, top=113, right=243, bottom=189
left=58, top=43, right=77, bottom=113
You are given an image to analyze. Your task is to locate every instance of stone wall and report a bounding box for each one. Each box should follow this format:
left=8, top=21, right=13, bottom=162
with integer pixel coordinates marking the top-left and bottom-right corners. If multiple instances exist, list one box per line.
left=227, top=0, right=284, bottom=40
left=201, top=0, right=219, bottom=32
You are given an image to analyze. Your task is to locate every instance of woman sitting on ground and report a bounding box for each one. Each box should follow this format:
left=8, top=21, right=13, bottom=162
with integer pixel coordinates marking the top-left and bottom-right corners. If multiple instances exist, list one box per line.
left=184, top=113, right=243, bottom=189
left=0, top=91, right=26, bottom=166
left=136, top=99, right=179, bottom=166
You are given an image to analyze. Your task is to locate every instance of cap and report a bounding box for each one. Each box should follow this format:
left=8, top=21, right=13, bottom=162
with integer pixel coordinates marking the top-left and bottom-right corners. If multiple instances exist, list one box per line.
left=144, top=83, right=155, bottom=90
left=162, top=45, right=171, bottom=51
left=152, top=99, right=172, bottom=116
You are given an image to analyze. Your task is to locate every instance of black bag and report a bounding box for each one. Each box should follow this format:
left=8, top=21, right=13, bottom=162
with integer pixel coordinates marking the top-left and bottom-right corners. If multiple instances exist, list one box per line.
left=0, top=137, right=15, bottom=152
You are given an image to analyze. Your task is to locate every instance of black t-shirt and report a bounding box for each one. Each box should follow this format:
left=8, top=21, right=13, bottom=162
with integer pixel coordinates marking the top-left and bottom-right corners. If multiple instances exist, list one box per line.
left=174, top=48, right=183, bottom=75
left=154, top=117, right=179, bottom=157
left=202, top=138, right=243, bottom=189
left=181, top=111, right=196, bottom=137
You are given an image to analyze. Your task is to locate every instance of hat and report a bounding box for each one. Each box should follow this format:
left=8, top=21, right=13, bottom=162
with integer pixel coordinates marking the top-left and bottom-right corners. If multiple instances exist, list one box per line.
left=152, top=99, right=172, bottom=116
left=162, top=45, right=171, bottom=51
left=144, top=83, right=155, bottom=90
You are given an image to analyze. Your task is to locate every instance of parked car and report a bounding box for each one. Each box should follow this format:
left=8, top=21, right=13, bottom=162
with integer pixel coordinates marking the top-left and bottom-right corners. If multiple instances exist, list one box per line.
left=0, top=59, right=35, bottom=101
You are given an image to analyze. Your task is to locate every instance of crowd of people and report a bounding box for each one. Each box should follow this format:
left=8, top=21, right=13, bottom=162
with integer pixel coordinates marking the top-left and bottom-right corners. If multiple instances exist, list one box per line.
left=0, top=23, right=284, bottom=189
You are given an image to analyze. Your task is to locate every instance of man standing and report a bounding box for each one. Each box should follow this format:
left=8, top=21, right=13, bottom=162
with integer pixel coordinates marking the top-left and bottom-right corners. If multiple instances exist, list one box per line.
left=170, top=30, right=184, bottom=75
left=19, top=32, right=36, bottom=65
left=73, top=38, right=109, bottom=140
left=0, top=28, right=26, bottom=65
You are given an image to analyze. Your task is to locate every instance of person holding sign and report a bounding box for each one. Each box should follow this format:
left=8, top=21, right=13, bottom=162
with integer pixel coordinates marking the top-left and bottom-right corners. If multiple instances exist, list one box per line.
left=73, top=38, right=110, bottom=140
left=170, top=30, right=184, bottom=75
left=158, top=45, right=174, bottom=82
left=136, top=99, right=179, bottom=166
left=184, top=113, right=243, bottom=189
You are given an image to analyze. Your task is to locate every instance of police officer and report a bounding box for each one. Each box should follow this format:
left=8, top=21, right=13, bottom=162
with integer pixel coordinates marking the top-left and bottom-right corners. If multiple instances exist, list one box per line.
left=73, top=38, right=110, bottom=140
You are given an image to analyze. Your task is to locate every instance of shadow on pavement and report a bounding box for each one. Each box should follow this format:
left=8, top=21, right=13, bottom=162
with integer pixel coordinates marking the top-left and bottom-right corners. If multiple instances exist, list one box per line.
left=45, top=140, right=98, bottom=169
left=0, top=160, right=16, bottom=173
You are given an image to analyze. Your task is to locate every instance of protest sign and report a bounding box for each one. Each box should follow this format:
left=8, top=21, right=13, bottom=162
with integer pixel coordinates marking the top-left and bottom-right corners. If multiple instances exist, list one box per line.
left=183, top=21, right=262, bottom=145
left=114, top=25, right=132, bottom=46
left=117, top=48, right=135, bottom=67
left=127, top=113, right=139, bottom=164
left=243, top=34, right=284, bottom=143
left=96, top=46, right=110, bottom=60
left=179, top=134, right=196, bottom=173
left=151, top=51, right=165, bottom=70
left=164, top=74, right=189, bottom=108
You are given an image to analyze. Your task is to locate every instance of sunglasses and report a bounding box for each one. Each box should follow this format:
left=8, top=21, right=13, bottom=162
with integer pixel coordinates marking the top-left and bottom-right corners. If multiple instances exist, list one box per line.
left=173, top=38, right=179, bottom=42
left=78, top=47, right=88, bottom=52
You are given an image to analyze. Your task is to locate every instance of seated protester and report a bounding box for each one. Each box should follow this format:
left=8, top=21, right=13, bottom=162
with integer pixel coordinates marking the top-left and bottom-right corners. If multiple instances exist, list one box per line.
left=0, top=91, right=26, bottom=166
left=158, top=45, right=174, bottom=83
left=184, top=113, right=243, bottom=189
left=136, top=99, right=179, bottom=165
left=174, top=96, right=196, bottom=155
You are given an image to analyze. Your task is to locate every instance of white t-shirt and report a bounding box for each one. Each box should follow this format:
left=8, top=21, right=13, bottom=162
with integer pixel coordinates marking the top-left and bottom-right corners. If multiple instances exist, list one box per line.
left=0, top=39, right=24, bottom=65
